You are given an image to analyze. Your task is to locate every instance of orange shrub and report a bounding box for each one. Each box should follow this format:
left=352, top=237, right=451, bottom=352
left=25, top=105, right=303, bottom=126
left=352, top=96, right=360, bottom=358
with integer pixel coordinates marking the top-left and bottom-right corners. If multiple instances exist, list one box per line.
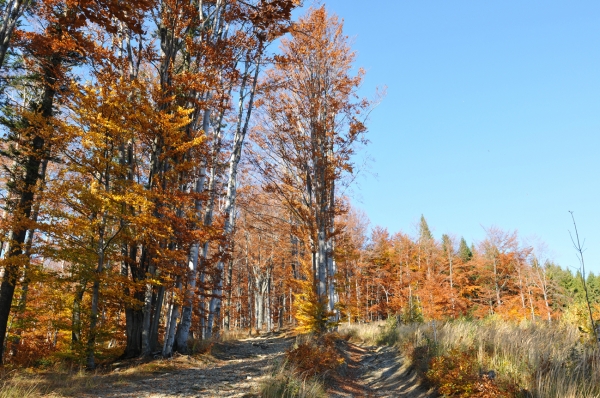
left=426, top=349, right=518, bottom=398
left=286, top=334, right=344, bottom=377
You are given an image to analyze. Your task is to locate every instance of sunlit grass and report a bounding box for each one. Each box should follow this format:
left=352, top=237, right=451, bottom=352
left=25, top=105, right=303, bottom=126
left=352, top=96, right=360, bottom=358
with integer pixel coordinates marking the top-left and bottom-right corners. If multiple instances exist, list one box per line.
left=342, top=317, right=600, bottom=397
left=259, top=358, right=327, bottom=398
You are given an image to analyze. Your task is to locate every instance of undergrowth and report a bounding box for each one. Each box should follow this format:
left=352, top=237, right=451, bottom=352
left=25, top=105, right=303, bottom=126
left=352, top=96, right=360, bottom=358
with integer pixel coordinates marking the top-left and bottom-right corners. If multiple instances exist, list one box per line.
left=340, top=317, right=600, bottom=398
left=0, top=377, right=39, bottom=398
left=0, top=342, right=216, bottom=397
left=260, top=332, right=345, bottom=398
left=259, top=358, right=327, bottom=398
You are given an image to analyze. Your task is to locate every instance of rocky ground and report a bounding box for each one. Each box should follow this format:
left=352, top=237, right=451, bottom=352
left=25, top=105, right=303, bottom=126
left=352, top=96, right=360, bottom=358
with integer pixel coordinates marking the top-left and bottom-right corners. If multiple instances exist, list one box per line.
left=76, top=333, right=433, bottom=398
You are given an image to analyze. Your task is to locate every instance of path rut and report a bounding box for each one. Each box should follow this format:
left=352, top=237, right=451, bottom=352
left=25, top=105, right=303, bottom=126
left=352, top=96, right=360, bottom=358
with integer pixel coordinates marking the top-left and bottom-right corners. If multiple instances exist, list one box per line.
left=330, top=341, right=435, bottom=398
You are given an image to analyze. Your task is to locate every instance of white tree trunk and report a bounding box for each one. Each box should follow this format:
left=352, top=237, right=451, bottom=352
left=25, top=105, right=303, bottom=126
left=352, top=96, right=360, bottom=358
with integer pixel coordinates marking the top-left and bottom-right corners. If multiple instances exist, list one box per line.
left=175, top=109, right=210, bottom=351
left=163, top=277, right=182, bottom=356
left=0, top=0, right=31, bottom=68
left=206, top=50, right=262, bottom=339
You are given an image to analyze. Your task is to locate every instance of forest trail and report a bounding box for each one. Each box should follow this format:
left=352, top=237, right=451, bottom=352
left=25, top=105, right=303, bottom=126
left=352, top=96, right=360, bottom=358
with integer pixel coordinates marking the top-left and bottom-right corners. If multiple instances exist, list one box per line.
left=330, top=340, right=435, bottom=398
left=83, top=333, right=293, bottom=398
left=79, top=334, right=433, bottom=398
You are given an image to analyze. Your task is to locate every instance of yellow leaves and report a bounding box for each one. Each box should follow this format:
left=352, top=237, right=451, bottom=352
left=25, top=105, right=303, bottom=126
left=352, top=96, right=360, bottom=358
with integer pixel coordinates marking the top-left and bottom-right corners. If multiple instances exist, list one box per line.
left=292, top=268, right=336, bottom=334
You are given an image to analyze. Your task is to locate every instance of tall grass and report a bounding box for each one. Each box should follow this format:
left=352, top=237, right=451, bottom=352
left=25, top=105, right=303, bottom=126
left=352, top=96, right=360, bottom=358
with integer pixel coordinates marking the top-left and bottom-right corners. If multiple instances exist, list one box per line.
left=259, top=358, right=327, bottom=398
left=0, top=378, right=39, bottom=398
left=339, top=320, right=395, bottom=346
left=0, top=367, right=112, bottom=397
left=343, top=318, right=600, bottom=398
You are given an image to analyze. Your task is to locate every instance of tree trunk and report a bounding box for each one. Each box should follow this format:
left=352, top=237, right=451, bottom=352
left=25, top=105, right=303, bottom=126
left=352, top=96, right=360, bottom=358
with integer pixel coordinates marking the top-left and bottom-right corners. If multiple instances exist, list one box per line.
left=163, top=275, right=182, bottom=356
left=175, top=109, right=209, bottom=352
left=141, top=269, right=154, bottom=356
left=266, top=271, right=272, bottom=332
left=0, top=68, right=56, bottom=362
left=224, top=254, right=234, bottom=331
left=206, top=49, right=262, bottom=339
left=0, top=0, right=31, bottom=68
left=71, top=281, right=86, bottom=346
left=162, top=292, right=174, bottom=355
left=10, top=159, right=47, bottom=357
left=123, top=294, right=144, bottom=358
left=150, top=284, right=165, bottom=352
left=87, top=210, right=109, bottom=369
left=255, top=292, right=263, bottom=331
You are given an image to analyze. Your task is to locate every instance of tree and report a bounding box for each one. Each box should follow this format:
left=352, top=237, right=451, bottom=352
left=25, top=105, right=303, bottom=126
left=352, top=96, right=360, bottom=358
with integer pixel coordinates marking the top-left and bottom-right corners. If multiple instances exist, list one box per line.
left=418, top=215, right=433, bottom=241
left=0, top=0, right=149, bottom=363
left=0, top=0, right=32, bottom=69
left=251, top=6, right=371, bottom=328
left=458, top=237, right=473, bottom=263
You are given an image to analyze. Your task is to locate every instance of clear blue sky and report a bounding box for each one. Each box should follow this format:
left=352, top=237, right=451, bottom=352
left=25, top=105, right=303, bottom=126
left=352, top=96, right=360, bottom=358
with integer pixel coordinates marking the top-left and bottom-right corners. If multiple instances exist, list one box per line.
left=296, top=1, right=600, bottom=274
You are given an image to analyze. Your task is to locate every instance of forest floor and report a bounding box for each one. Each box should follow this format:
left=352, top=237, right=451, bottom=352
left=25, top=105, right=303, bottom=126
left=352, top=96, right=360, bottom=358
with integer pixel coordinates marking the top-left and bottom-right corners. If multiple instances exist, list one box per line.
left=8, top=332, right=434, bottom=397
left=78, top=332, right=293, bottom=398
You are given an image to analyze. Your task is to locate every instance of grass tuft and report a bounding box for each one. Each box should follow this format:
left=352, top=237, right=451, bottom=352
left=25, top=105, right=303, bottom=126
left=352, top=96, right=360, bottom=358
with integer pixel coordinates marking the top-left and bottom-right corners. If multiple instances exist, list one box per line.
left=259, top=359, right=327, bottom=398
left=0, top=378, right=39, bottom=398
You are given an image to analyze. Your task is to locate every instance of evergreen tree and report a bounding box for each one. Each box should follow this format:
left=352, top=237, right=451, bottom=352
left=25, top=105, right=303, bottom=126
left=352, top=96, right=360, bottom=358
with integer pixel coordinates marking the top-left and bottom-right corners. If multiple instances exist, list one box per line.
left=586, top=273, right=600, bottom=305
left=458, top=237, right=473, bottom=262
left=442, top=234, right=454, bottom=255
left=418, top=215, right=433, bottom=241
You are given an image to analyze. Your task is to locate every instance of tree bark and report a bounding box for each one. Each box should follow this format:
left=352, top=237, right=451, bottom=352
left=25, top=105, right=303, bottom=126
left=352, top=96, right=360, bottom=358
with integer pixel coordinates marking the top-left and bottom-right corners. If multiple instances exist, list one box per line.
left=0, top=0, right=31, bottom=68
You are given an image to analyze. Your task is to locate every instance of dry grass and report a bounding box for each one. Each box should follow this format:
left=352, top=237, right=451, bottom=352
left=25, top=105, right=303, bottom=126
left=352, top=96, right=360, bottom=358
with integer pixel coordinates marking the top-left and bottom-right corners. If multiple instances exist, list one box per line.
left=0, top=368, right=103, bottom=397
left=343, top=318, right=600, bottom=398
left=259, top=358, right=327, bottom=398
left=403, top=319, right=599, bottom=397
left=339, top=320, right=389, bottom=345
left=0, top=376, right=40, bottom=398
left=220, top=328, right=252, bottom=342
left=0, top=350, right=212, bottom=397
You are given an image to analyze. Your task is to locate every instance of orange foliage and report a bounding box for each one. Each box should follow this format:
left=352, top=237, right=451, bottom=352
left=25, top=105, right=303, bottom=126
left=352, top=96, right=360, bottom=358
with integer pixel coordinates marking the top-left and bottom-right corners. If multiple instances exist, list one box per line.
left=286, top=333, right=344, bottom=378
left=427, top=349, right=519, bottom=398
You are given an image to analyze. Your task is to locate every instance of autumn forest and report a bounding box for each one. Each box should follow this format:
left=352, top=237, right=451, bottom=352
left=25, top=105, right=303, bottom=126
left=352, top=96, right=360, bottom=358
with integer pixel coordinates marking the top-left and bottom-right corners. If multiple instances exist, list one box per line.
left=0, top=1, right=599, bottom=397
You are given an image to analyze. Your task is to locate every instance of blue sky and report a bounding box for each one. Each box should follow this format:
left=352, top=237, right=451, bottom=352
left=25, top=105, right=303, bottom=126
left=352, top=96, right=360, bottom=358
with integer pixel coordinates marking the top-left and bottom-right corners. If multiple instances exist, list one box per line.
left=296, top=1, right=600, bottom=274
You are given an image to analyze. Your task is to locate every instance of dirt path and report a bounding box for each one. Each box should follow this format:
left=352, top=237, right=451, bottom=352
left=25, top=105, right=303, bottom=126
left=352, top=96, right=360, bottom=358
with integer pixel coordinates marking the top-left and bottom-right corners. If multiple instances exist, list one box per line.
left=80, top=335, right=433, bottom=398
left=84, top=334, right=294, bottom=398
left=330, top=340, right=435, bottom=398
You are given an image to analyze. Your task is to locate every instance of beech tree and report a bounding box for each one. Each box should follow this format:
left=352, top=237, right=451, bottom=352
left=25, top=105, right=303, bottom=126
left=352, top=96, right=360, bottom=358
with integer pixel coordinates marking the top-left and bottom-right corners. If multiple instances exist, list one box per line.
left=251, top=6, right=371, bottom=328
left=0, top=0, right=150, bottom=363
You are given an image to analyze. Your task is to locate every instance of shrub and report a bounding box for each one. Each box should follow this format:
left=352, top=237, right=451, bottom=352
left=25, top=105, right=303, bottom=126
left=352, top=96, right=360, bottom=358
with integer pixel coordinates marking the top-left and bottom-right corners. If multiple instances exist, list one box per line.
left=393, top=319, right=600, bottom=397
left=285, top=333, right=345, bottom=378
left=426, top=348, right=518, bottom=398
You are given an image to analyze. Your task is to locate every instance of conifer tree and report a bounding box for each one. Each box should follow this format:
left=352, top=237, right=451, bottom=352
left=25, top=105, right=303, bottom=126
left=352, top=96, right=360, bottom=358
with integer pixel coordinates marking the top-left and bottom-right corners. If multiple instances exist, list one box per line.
left=418, top=215, right=433, bottom=241
left=458, top=237, right=473, bottom=262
